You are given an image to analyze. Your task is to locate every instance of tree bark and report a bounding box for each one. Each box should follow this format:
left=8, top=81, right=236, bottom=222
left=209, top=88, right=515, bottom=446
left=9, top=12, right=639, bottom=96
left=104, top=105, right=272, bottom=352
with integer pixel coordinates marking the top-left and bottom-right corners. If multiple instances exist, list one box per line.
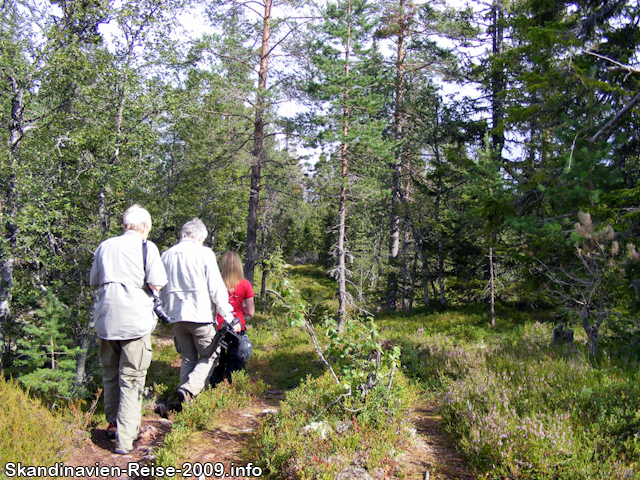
left=421, top=248, right=431, bottom=308
left=336, top=0, right=352, bottom=332
left=260, top=262, right=268, bottom=311
left=433, top=158, right=446, bottom=304
left=386, top=0, right=407, bottom=311
left=490, top=245, right=495, bottom=327
left=0, top=76, right=23, bottom=374
left=490, top=0, right=505, bottom=162
left=244, top=0, right=272, bottom=284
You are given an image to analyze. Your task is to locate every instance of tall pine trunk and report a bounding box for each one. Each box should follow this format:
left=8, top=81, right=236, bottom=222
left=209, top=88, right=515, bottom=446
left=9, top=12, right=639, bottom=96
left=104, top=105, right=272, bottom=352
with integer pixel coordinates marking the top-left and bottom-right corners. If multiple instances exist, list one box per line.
left=336, top=0, right=352, bottom=332
left=433, top=141, right=446, bottom=304
left=386, top=0, right=407, bottom=311
left=245, top=0, right=272, bottom=284
left=490, top=0, right=505, bottom=161
left=489, top=245, right=496, bottom=327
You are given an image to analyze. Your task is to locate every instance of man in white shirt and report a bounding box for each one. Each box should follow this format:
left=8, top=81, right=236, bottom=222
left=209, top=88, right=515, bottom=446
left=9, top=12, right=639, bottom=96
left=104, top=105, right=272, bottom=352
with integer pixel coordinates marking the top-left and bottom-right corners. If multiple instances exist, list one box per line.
left=90, top=205, right=167, bottom=455
left=160, top=218, right=240, bottom=406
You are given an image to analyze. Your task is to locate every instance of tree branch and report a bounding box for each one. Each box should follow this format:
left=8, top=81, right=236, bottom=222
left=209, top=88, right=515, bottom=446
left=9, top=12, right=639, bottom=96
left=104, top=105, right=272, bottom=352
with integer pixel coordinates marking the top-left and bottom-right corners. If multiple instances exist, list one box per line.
left=590, top=91, right=640, bottom=143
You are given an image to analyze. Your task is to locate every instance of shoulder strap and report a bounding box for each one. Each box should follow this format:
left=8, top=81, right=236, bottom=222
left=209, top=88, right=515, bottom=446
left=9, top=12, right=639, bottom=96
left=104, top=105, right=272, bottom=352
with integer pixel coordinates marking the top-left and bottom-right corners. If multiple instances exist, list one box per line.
left=142, top=240, right=148, bottom=282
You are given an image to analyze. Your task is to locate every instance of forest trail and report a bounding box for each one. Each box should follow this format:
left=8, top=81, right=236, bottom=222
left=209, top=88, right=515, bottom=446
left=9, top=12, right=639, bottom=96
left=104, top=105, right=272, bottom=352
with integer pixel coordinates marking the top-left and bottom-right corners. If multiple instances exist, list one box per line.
left=65, top=391, right=474, bottom=480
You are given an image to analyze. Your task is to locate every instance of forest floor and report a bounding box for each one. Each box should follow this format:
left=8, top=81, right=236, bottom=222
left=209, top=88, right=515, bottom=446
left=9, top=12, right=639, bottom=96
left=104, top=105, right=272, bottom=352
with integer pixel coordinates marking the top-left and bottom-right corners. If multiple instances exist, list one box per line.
left=66, top=334, right=475, bottom=480
left=66, top=395, right=474, bottom=480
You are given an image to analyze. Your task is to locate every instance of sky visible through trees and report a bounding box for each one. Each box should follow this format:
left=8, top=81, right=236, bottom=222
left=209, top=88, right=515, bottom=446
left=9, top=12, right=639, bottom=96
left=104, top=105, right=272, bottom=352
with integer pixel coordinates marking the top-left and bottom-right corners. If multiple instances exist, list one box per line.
left=0, top=0, right=639, bottom=393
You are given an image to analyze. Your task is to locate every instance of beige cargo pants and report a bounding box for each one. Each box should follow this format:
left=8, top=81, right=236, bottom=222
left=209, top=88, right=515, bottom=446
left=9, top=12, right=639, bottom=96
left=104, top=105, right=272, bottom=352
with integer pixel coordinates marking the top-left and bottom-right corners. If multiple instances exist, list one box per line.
left=100, top=333, right=152, bottom=453
left=172, top=322, right=217, bottom=396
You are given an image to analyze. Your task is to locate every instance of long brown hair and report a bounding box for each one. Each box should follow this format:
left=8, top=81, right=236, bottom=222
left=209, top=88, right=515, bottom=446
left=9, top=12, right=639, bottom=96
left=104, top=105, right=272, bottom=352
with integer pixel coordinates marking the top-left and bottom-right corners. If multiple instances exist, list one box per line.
left=220, top=251, right=244, bottom=291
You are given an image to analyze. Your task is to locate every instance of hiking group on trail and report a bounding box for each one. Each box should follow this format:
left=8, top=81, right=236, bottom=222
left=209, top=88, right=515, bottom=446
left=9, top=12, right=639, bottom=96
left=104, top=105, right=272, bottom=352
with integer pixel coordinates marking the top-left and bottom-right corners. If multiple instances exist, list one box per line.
left=89, top=205, right=253, bottom=455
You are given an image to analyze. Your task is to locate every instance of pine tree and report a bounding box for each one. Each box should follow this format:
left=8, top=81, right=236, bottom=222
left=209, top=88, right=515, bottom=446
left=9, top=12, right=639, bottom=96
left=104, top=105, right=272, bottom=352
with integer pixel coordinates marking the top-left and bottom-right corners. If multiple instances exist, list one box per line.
left=291, top=0, right=392, bottom=329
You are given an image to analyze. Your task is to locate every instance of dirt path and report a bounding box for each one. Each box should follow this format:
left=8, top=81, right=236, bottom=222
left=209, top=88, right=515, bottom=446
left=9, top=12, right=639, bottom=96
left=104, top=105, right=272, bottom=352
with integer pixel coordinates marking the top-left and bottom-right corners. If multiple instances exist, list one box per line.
left=65, top=390, right=474, bottom=480
left=398, top=404, right=475, bottom=480
left=65, top=415, right=173, bottom=480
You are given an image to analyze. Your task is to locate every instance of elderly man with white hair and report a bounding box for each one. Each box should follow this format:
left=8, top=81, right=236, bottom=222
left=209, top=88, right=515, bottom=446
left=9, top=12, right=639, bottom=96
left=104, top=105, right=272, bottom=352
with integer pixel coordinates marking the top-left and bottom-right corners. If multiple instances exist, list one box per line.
left=89, top=204, right=168, bottom=455
left=160, top=218, right=240, bottom=408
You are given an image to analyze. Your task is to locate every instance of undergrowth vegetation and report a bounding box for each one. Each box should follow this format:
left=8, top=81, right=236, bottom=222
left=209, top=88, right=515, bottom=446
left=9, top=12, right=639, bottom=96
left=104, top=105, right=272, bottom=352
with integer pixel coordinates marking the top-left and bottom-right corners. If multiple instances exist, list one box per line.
left=257, top=371, right=416, bottom=479
left=250, top=260, right=421, bottom=479
left=374, top=308, right=640, bottom=479
left=0, top=376, right=77, bottom=467
left=154, top=370, right=265, bottom=475
left=4, top=263, right=639, bottom=480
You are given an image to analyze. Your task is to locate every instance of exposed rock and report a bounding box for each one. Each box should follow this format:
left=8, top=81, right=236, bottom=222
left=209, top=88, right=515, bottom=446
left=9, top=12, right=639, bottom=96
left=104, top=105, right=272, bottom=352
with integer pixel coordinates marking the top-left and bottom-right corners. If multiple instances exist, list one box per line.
left=154, top=403, right=169, bottom=418
left=157, top=418, right=173, bottom=427
left=137, top=425, right=157, bottom=442
left=335, top=421, right=351, bottom=434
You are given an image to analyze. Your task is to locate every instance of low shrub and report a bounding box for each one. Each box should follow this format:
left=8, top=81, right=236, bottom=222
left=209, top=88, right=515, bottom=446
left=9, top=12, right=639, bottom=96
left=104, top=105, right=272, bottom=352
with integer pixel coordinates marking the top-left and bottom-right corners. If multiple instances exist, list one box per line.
left=0, top=376, right=76, bottom=468
left=433, top=322, right=640, bottom=478
left=256, top=370, right=417, bottom=479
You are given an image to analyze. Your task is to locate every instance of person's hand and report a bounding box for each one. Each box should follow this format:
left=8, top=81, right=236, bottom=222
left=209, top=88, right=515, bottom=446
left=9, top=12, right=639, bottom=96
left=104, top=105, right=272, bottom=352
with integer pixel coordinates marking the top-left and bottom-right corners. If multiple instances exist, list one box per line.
left=229, top=317, right=242, bottom=334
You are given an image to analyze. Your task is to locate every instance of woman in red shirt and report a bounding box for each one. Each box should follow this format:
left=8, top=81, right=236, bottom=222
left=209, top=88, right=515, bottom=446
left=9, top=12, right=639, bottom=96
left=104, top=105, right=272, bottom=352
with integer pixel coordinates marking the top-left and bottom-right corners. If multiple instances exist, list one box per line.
left=210, top=251, right=255, bottom=387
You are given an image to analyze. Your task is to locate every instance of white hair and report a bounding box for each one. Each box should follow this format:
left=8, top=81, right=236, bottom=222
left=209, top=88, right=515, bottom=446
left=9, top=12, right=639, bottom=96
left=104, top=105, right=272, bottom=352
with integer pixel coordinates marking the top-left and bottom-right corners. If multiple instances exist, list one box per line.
left=181, top=218, right=208, bottom=241
left=123, top=204, right=152, bottom=234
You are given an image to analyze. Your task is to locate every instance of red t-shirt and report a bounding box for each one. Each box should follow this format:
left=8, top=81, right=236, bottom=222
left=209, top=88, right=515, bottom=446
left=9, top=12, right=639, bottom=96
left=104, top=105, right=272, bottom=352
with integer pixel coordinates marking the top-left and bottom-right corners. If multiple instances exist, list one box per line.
left=215, top=279, right=254, bottom=330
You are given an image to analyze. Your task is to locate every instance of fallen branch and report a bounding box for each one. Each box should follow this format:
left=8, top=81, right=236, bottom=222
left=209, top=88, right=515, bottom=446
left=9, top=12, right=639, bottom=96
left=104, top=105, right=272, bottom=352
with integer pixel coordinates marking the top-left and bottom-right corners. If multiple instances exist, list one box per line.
left=265, top=288, right=288, bottom=305
left=304, top=319, right=340, bottom=385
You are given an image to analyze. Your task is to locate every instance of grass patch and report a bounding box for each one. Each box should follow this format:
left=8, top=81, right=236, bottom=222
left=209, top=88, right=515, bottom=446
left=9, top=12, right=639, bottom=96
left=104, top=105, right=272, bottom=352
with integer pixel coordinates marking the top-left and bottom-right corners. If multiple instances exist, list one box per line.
left=146, top=338, right=181, bottom=404
left=154, top=370, right=265, bottom=475
left=248, top=314, right=326, bottom=390
left=0, top=376, right=77, bottom=468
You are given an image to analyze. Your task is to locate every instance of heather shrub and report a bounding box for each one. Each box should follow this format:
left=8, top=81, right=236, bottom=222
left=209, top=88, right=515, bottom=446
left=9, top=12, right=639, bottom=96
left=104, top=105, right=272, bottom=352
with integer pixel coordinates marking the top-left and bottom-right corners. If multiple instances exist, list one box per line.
left=435, top=321, right=640, bottom=478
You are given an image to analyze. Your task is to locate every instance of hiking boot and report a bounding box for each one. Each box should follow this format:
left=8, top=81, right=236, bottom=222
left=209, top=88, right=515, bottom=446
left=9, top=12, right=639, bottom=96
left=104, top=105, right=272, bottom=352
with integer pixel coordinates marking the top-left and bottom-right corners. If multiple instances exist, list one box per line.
left=175, top=388, right=192, bottom=412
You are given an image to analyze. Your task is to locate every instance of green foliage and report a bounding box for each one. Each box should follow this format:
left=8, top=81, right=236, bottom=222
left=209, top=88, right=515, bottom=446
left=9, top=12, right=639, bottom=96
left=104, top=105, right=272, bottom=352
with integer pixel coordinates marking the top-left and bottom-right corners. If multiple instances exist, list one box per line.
left=0, top=377, right=76, bottom=467
left=146, top=339, right=181, bottom=403
left=14, top=291, right=82, bottom=401
left=256, top=371, right=417, bottom=479
left=324, top=316, right=401, bottom=399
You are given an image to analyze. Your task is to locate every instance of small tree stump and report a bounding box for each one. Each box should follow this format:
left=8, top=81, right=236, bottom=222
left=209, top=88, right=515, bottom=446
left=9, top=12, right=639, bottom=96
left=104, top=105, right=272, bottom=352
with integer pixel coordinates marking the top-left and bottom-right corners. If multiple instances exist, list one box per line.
left=552, top=325, right=574, bottom=345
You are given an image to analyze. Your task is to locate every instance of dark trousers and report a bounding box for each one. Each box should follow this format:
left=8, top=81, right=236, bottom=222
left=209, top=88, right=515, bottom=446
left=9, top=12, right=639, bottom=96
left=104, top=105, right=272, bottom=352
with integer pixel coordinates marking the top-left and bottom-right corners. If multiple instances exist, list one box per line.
left=210, top=332, right=246, bottom=387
